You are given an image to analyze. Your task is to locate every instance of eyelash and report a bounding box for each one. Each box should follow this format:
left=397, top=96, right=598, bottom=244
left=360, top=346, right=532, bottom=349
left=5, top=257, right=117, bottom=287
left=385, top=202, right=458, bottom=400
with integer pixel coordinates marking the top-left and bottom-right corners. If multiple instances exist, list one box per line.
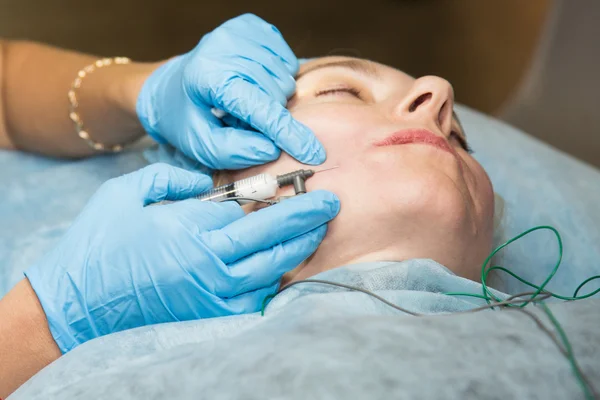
left=450, top=131, right=473, bottom=154
left=315, top=87, right=363, bottom=99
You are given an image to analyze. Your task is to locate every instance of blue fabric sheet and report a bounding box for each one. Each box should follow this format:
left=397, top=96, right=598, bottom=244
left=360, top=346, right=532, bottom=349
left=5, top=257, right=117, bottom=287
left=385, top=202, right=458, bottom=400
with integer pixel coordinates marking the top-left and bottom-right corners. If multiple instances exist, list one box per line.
left=2, top=105, right=600, bottom=399
left=0, top=151, right=149, bottom=295
left=10, top=260, right=600, bottom=399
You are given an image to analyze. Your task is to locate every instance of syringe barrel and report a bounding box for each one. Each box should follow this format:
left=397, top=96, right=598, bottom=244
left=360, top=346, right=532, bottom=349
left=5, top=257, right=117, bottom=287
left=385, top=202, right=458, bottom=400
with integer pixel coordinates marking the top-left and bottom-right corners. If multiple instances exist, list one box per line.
left=196, top=173, right=278, bottom=202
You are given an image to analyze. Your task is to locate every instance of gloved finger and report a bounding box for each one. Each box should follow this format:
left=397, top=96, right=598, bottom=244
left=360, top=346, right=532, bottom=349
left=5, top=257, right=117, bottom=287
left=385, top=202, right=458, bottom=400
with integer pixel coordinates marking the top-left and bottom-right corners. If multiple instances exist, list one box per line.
left=215, top=224, right=327, bottom=298
left=214, top=78, right=326, bottom=165
left=120, top=163, right=214, bottom=205
left=220, top=112, right=253, bottom=131
left=216, top=53, right=296, bottom=128
left=200, top=126, right=281, bottom=170
left=220, top=14, right=298, bottom=74
left=230, top=60, right=288, bottom=105
left=155, top=199, right=245, bottom=232
left=222, top=282, right=280, bottom=315
left=200, top=190, right=340, bottom=264
left=229, top=47, right=296, bottom=96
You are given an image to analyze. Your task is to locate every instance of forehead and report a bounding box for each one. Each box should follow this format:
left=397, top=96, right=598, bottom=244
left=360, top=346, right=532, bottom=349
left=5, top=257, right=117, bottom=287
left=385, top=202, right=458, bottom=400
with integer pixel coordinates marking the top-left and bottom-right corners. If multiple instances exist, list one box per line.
left=298, top=56, right=415, bottom=85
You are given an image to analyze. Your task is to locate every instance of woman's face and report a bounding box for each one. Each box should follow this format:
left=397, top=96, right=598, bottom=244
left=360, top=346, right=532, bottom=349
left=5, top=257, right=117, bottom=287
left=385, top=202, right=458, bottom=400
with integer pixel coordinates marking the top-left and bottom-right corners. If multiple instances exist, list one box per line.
left=231, top=56, right=495, bottom=280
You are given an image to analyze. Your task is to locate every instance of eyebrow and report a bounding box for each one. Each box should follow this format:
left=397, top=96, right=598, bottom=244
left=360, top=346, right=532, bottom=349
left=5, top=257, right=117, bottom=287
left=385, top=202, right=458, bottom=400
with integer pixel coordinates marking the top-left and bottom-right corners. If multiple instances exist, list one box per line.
left=296, top=59, right=381, bottom=81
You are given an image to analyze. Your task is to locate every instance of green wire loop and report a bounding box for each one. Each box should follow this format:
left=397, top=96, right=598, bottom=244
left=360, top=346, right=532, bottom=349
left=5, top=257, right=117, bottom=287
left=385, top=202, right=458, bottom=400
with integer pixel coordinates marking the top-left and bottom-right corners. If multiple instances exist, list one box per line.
left=573, top=276, right=600, bottom=298
left=481, top=225, right=563, bottom=305
left=441, top=225, right=599, bottom=305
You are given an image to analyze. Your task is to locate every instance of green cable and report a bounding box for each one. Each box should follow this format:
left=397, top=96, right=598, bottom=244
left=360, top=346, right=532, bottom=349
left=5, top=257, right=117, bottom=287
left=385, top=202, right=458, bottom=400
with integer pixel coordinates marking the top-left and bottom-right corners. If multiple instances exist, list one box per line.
left=539, top=302, right=596, bottom=400
left=485, top=266, right=600, bottom=301
left=260, top=294, right=277, bottom=317
left=573, top=276, right=600, bottom=298
left=481, top=225, right=563, bottom=305
left=443, top=225, right=599, bottom=304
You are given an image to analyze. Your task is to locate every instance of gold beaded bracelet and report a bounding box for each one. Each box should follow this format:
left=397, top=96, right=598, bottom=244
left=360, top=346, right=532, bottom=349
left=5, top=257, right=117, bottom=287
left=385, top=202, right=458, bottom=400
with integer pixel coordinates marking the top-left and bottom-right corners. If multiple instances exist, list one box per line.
left=68, top=57, right=132, bottom=152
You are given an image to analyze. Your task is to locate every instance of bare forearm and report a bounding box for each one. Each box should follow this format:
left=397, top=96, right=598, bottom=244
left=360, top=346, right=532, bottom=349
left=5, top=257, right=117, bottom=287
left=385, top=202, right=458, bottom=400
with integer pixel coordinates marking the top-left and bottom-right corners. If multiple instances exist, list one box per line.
left=0, top=40, right=160, bottom=157
left=0, top=279, right=61, bottom=398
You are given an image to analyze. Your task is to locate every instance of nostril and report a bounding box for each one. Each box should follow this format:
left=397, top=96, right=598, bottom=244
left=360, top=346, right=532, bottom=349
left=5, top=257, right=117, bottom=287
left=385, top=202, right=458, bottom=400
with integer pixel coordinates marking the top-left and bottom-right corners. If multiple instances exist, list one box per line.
left=409, top=93, right=432, bottom=112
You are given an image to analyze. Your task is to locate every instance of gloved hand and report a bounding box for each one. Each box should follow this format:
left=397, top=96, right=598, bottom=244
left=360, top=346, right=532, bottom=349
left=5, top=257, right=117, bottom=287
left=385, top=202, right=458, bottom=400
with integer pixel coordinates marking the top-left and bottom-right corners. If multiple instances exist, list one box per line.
left=25, top=163, right=339, bottom=353
left=136, top=14, right=325, bottom=170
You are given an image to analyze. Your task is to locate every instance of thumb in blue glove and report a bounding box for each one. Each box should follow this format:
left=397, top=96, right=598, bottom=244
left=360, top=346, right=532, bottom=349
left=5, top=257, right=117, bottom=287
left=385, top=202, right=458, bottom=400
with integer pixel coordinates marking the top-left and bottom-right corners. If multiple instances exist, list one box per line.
left=136, top=14, right=326, bottom=170
left=25, top=163, right=340, bottom=353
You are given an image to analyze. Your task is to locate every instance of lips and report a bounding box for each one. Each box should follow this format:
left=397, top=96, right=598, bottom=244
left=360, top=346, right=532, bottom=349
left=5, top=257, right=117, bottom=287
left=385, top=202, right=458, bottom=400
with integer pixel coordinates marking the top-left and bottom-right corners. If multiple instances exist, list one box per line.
left=373, top=129, right=454, bottom=155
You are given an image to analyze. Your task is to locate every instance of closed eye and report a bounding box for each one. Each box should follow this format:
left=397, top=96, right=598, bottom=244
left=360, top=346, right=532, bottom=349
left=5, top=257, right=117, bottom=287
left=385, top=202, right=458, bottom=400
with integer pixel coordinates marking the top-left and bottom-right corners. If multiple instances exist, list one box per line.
left=315, top=87, right=363, bottom=100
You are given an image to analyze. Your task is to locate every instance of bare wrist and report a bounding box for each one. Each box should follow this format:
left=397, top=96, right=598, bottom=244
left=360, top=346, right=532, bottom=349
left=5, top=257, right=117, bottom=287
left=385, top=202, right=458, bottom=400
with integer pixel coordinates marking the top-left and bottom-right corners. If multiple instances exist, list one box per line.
left=110, top=61, right=163, bottom=124
left=0, top=279, right=61, bottom=397
left=75, top=60, right=163, bottom=148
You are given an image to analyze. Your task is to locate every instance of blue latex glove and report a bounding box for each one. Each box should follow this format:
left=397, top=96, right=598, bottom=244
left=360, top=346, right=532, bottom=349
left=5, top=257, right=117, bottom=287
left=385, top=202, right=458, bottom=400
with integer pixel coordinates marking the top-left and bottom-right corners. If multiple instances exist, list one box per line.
left=25, top=163, right=339, bottom=353
left=136, top=14, right=325, bottom=170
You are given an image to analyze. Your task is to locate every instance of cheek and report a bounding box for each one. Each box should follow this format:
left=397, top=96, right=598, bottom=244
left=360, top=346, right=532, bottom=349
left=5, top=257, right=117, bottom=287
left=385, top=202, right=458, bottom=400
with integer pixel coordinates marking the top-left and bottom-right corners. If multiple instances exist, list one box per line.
left=291, top=105, right=380, bottom=161
left=469, top=159, right=494, bottom=212
left=236, top=105, right=377, bottom=182
left=464, top=156, right=496, bottom=234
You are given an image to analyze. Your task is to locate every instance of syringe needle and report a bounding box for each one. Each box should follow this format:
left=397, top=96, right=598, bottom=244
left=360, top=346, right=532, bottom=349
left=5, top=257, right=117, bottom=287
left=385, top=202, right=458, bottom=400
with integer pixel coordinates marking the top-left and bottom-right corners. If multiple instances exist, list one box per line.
left=314, top=165, right=340, bottom=174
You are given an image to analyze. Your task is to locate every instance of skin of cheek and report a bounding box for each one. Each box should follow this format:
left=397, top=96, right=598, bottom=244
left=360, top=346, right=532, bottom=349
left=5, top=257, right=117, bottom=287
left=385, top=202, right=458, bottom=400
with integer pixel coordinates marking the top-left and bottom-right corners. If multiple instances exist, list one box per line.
left=460, top=156, right=496, bottom=277
left=233, top=104, right=494, bottom=280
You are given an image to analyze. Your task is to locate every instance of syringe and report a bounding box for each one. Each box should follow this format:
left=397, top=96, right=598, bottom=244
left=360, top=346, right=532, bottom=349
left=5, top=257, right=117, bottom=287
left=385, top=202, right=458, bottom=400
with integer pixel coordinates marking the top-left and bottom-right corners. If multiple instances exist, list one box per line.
left=197, top=166, right=339, bottom=203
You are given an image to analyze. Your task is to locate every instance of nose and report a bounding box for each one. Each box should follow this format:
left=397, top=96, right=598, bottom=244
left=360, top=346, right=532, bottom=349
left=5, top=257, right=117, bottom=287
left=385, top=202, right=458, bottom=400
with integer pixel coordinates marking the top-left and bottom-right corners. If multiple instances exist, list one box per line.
left=393, top=76, right=455, bottom=135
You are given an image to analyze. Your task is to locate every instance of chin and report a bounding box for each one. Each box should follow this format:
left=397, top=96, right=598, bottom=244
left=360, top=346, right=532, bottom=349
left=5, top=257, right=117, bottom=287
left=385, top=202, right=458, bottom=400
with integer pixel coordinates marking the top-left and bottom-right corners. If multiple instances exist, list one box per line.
left=386, top=170, right=470, bottom=215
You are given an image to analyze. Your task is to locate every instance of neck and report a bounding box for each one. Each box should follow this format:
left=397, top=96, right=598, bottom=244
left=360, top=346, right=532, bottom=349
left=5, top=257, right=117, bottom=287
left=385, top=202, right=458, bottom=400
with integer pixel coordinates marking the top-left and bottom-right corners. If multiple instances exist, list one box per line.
left=280, top=217, right=407, bottom=285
